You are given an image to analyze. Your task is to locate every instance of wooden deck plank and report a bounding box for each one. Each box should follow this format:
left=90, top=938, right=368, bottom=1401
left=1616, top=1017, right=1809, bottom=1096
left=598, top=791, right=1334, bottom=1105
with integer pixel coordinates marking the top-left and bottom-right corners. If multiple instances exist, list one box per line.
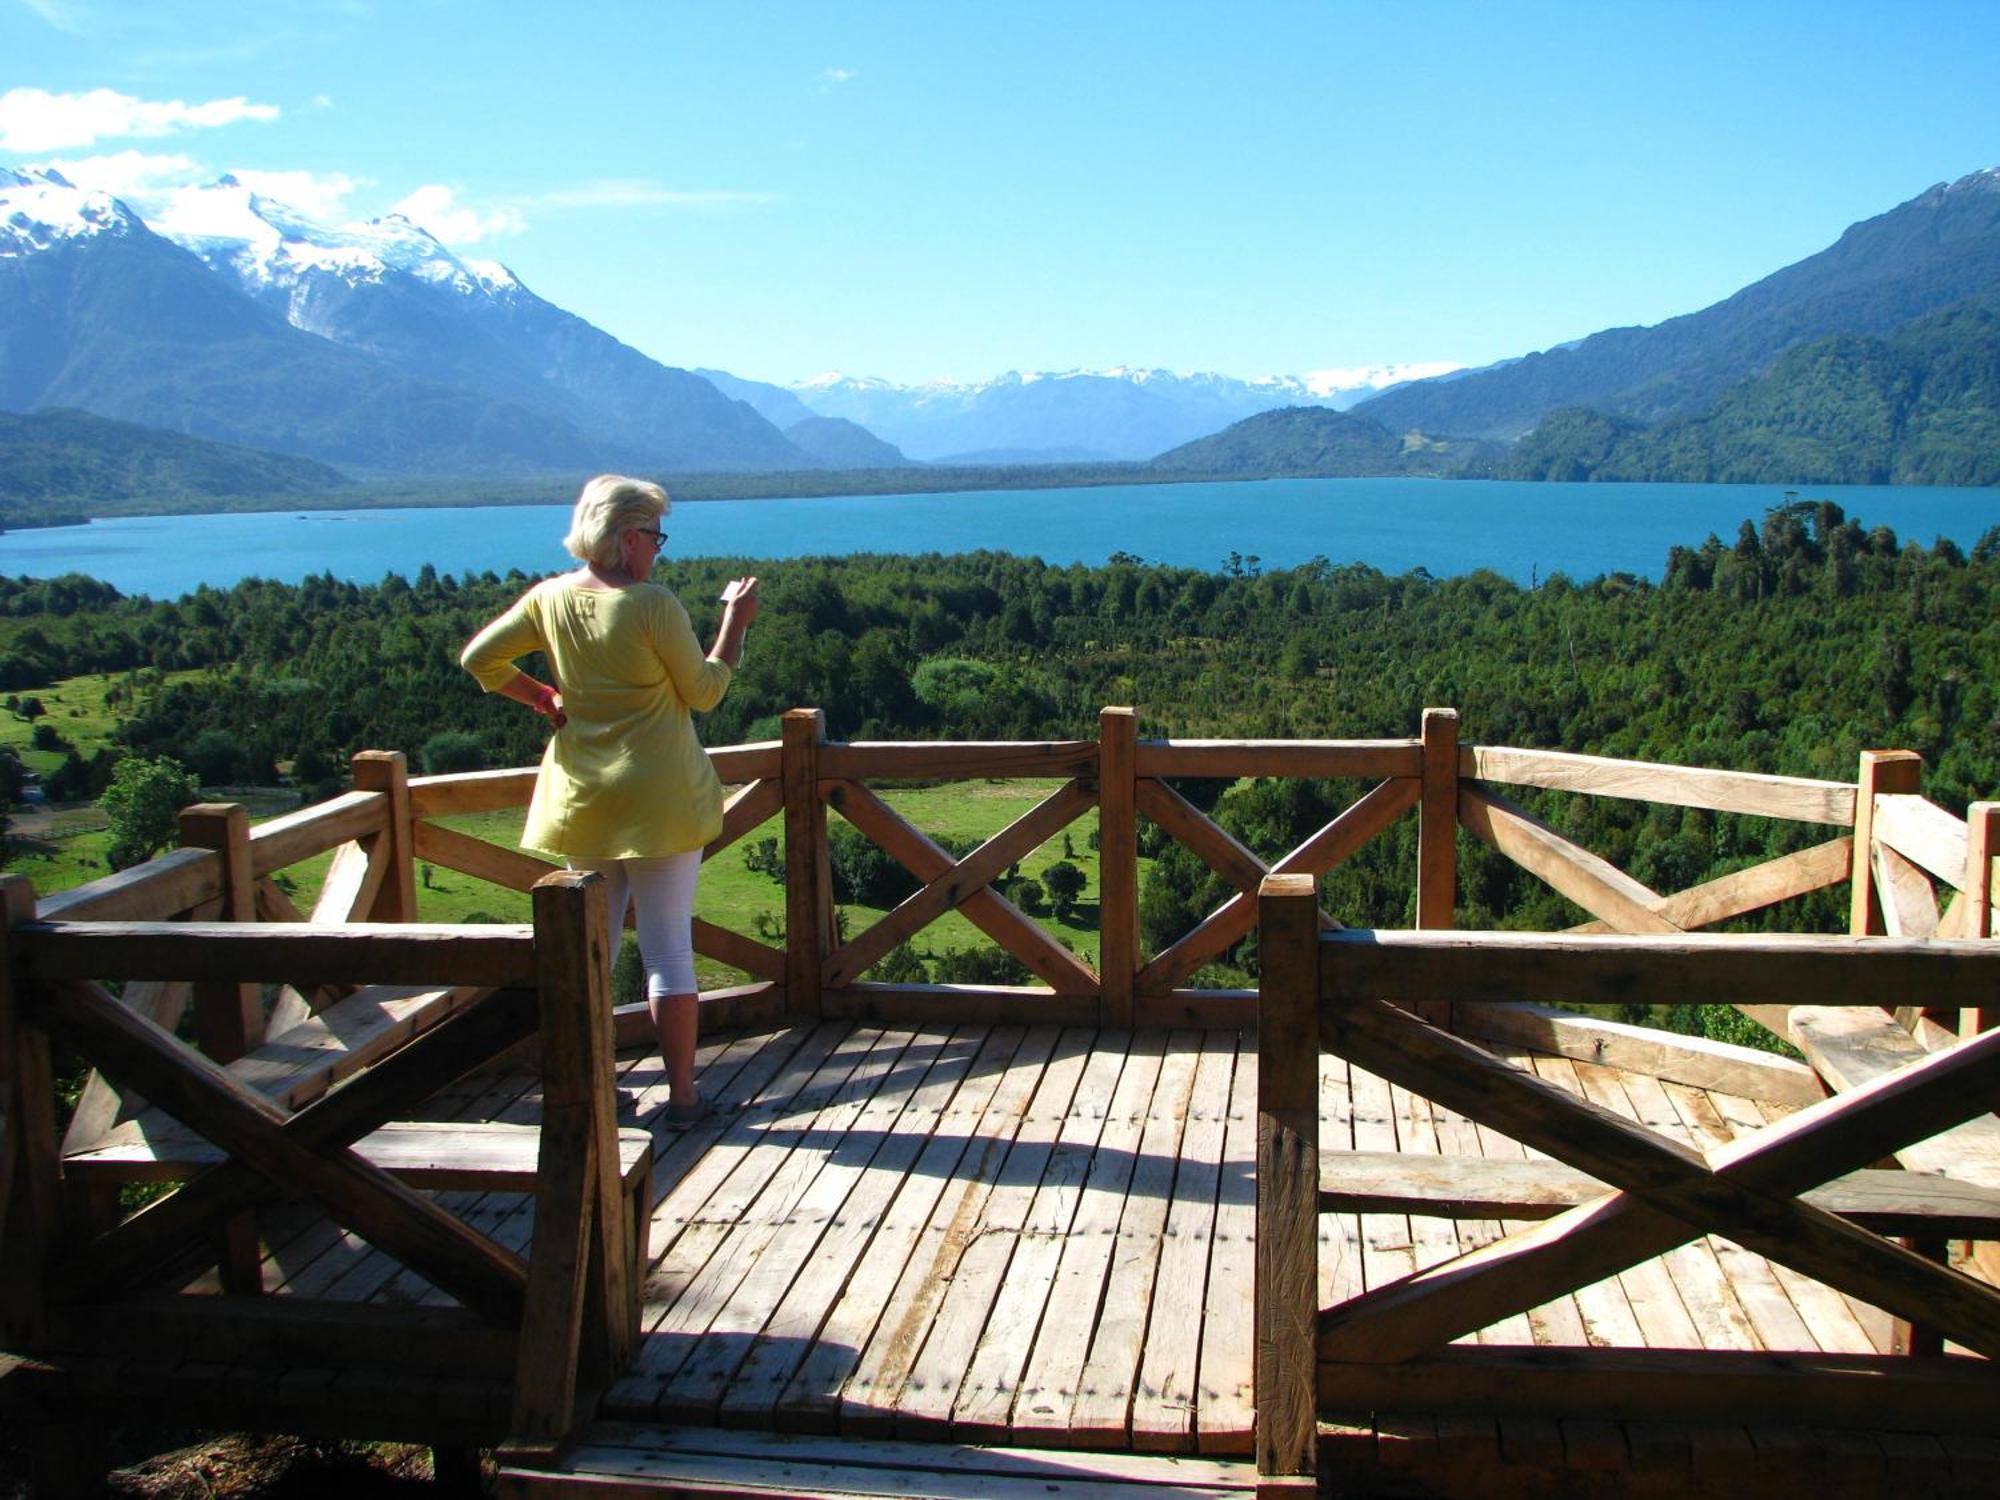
left=1424, top=1097, right=1537, bottom=1344
left=775, top=1026, right=1034, bottom=1433
left=1521, top=1053, right=1648, bottom=1350
left=1317, top=1054, right=1366, bottom=1322
left=1066, top=1030, right=1203, bottom=1446
left=1193, top=1038, right=1256, bottom=1455
left=950, top=1036, right=1131, bottom=1443
left=653, top=1027, right=924, bottom=1421
left=888, top=1029, right=1100, bottom=1438
left=713, top=1027, right=990, bottom=1430
left=1383, top=1078, right=1489, bottom=1348
left=834, top=1026, right=1060, bottom=1436
left=1466, top=1044, right=1591, bottom=1347
left=1008, top=1032, right=1168, bottom=1449
left=622, top=1024, right=880, bottom=1389
left=1129, top=1031, right=1234, bottom=1452
left=1568, top=1060, right=1706, bottom=1349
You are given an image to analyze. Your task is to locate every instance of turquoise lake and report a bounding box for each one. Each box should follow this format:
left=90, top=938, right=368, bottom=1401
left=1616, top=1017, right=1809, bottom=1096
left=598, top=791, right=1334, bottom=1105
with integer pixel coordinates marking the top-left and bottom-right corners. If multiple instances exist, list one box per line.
left=2, top=477, right=1995, bottom=601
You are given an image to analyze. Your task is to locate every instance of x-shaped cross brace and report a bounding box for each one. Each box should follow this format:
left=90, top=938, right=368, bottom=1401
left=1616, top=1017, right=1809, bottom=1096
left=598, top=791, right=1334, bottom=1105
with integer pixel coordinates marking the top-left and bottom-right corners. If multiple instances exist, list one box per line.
left=1317, top=996, right=2000, bottom=1362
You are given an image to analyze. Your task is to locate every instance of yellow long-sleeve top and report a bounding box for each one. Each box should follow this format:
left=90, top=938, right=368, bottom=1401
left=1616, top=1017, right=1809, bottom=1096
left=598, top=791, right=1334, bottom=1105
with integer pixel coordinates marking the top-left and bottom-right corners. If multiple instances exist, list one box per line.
left=459, top=576, right=733, bottom=858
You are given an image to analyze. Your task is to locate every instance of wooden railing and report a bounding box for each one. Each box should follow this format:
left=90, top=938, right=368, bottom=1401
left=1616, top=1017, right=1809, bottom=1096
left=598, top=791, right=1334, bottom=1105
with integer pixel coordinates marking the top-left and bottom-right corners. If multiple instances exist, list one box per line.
left=0, top=751, right=639, bottom=1460
left=3, top=713, right=1995, bottom=1473
left=1253, top=889, right=2000, bottom=1485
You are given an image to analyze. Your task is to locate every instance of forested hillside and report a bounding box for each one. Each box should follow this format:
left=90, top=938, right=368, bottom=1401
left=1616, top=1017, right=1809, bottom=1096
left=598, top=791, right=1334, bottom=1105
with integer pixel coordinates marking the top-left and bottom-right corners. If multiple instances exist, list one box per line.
left=4, top=502, right=1996, bottom=951
left=1503, top=299, right=2000, bottom=485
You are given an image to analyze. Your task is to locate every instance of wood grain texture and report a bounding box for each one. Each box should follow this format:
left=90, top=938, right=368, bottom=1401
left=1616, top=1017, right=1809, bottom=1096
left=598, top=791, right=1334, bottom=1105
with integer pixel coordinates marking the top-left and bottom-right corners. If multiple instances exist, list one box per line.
left=1466, top=745, right=1857, bottom=824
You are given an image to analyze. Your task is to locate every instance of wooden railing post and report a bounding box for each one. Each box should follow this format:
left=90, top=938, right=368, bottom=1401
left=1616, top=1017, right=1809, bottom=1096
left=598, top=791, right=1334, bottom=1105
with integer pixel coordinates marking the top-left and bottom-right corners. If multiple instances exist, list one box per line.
left=352, top=750, right=417, bottom=922
left=177, top=802, right=265, bottom=1294
left=1099, top=707, right=1140, bottom=1027
left=1850, top=750, right=1923, bottom=935
left=507, top=869, right=628, bottom=1462
left=1416, top=708, right=1459, bottom=1029
left=179, top=803, right=260, bottom=1061
left=1256, top=873, right=1317, bottom=1487
left=1966, top=802, right=1997, bottom=1037
left=782, top=709, right=831, bottom=1021
left=0, top=874, right=60, bottom=1347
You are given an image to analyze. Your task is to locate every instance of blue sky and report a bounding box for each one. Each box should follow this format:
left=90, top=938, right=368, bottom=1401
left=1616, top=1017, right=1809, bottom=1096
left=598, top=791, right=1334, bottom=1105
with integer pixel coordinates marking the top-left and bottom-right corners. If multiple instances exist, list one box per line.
left=4, top=0, right=1997, bottom=387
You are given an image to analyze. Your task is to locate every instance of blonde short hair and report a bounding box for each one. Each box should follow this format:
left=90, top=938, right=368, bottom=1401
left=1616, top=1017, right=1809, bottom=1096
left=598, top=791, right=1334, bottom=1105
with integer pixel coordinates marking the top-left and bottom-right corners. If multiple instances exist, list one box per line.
left=562, top=474, right=669, bottom=566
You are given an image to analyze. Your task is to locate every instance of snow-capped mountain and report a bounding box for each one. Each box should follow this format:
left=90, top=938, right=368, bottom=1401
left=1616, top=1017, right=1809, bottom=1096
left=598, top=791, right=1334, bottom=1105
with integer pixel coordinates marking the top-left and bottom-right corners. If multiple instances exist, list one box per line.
left=787, top=364, right=1460, bottom=462
left=1, top=165, right=146, bottom=255
left=148, top=177, right=806, bottom=472
left=1, top=165, right=602, bottom=473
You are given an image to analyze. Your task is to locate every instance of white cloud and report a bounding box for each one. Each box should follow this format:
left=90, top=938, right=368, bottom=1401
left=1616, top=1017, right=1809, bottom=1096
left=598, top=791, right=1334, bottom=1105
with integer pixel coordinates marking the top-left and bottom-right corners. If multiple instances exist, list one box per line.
left=822, top=68, right=856, bottom=85
left=229, top=168, right=364, bottom=221
left=390, top=183, right=526, bottom=245
left=538, top=180, right=777, bottom=210
left=39, top=149, right=203, bottom=202
left=0, top=86, right=279, bottom=152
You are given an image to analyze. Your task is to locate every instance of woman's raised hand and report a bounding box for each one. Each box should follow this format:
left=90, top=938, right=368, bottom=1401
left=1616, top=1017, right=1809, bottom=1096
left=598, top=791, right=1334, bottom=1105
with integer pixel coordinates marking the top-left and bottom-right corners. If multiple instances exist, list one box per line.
left=721, top=576, right=761, bottom=626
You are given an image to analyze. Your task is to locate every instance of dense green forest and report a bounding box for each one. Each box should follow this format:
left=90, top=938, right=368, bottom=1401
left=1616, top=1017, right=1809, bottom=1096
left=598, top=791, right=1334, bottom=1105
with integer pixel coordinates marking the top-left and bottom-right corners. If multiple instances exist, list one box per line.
left=4, top=502, right=1997, bottom=978
left=1502, top=299, right=2000, bottom=486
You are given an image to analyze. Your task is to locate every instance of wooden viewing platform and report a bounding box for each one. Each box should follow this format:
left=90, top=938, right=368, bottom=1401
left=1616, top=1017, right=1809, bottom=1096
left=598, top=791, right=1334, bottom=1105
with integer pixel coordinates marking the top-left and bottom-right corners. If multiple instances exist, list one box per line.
left=1, top=712, right=1996, bottom=1496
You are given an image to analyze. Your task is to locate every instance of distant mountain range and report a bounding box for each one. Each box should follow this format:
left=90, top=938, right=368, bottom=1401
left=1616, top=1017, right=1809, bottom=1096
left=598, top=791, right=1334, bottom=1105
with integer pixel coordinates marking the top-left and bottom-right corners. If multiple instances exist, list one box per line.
left=0, top=166, right=809, bottom=478
left=779, top=365, right=1456, bottom=462
left=1354, top=166, right=2000, bottom=442
left=5, top=160, right=1998, bottom=495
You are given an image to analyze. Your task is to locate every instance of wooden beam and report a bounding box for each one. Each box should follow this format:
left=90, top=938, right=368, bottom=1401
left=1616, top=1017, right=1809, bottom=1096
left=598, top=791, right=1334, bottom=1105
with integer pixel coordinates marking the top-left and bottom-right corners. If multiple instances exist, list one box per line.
left=1135, top=739, right=1422, bottom=780
left=824, top=779, right=1099, bottom=996
left=1318, top=927, right=2000, bottom=1012
left=818, top=739, right=1098, bottom=780
left=706, top=742, right=781, bottom=785
left=1417, top=708, right=1459, bottom=934
left=1966, top=802, right=1998, bottom=1038
left=781, top=709, right=831, bottom=1023
left=33, top=847, right=221, bottom=924
left=1, top=877, right=59, bottom=1346
left=1318, top=1346, right=1999, bottom=1434
left=42, top=979, right=528, bottom=1322
left=1318, top=1150, right=2000, bottom=1237
left=351, top=752, right=416, bottom=922
left=177, top=805, right=261, bottom=1064
left=1454, top=1002, right=1825, bottom=1106
left=1099, top=707, right=1139, bottom=1027
left=508, top=872, right=621, bottom=1456
left=1568, top=837, right=1853, bottom=934
left=1874, top=841, right=1940, bottom=940
left=412, top=820, right=558, bottom=894
left=690, top=918, right=785, bottom=983
left=17, top=920, right=539, bottom=988
left=1459, top=783, right=1682, bottom=934
left=245, top=790, right=387, bottom=879
left=408, top=767, right=539, bottom=819
left=1134, top=777, right=1267, bottom=894
left=1873, top=792, right=1972, bottom=892
left=704, top=777, right=784, bottom=859
left=1316, top=999, right=2000, bottom=1362
left=818, top=983, right=1098, bottom=1027
left=1255, top=875, right=1317, bottom=1482
left=1136, top=776, right=1416, bottom=993
left=1464, top=746, right=1857, bottom=824
left=58, top=980, right=190, bottom=1156
left=311, top=838, right=387, bottom=924
left=1851, top=750, right=1923, bottom=934
left=823, top=778, right=1093, bottom=987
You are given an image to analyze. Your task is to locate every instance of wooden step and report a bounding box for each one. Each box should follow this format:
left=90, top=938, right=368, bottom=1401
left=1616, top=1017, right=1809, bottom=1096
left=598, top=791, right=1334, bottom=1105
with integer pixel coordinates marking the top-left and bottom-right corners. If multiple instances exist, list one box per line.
left=496, top=1422, right=1257, bottom=1498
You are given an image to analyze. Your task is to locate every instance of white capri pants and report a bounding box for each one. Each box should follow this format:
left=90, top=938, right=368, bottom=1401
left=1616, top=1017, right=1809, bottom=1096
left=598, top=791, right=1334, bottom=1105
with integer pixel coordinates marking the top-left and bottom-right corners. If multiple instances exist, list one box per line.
left=571, top=850, right=702, bottom=997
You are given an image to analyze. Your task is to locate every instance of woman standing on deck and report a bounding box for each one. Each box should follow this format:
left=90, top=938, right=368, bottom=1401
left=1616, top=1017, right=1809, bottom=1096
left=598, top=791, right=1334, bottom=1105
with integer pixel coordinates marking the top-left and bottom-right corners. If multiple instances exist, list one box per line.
left=460, top=474, right=759, bottom=1125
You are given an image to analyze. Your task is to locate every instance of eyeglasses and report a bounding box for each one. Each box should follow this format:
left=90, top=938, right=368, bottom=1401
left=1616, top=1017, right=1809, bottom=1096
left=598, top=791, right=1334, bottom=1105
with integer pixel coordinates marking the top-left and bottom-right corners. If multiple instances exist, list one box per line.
left=635, top=528, right=668, bottom=547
